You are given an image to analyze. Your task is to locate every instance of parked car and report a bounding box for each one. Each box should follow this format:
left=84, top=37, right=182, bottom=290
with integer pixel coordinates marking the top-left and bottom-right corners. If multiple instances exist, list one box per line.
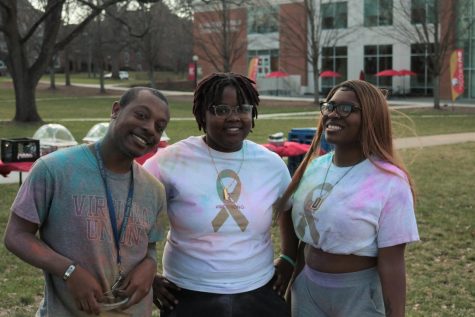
left=104, top=71, right=129, bottom=80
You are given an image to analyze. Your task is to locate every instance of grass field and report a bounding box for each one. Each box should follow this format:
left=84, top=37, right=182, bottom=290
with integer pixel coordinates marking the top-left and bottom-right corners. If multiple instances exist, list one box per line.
left=0, top=81, right=474, bottom=316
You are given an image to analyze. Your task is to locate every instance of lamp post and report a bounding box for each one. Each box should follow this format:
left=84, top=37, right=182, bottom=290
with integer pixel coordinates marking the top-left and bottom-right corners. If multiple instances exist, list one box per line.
left=192, top=55, right=199, bottom=89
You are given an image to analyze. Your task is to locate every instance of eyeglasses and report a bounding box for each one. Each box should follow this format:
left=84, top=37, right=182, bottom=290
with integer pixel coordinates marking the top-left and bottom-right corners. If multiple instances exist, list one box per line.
left=208, top=104, right=254, bottom=117
left=319, top=101, right=361, bottom=118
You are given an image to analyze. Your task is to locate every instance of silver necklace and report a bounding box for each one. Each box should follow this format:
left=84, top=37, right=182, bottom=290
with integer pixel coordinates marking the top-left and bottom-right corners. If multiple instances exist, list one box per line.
left=206, top=138, right=245, bottom=201
left=311, top=155, right=357, bottom=211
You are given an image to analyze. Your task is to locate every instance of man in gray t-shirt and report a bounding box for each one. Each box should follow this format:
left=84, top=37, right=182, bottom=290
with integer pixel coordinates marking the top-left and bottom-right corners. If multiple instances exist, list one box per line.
left=4, top=87, right=170, bottom=316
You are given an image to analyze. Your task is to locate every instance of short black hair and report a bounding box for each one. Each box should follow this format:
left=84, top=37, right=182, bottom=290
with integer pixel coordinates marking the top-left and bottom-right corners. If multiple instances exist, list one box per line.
left=119, top=87, right=168, bottom=107
left=192, top=72, right=259, bottom=131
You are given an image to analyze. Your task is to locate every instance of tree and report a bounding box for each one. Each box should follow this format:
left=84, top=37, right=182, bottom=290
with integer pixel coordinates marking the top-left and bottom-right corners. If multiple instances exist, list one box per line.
left=373, top=0, right=473, bottom=109
left=120, top=1, right=191, bottom=88
left=192, top=0, right=248, bottom=72
left=0, top=0, right=158, bottom=123
left=278, top=0, right=355, bottom=103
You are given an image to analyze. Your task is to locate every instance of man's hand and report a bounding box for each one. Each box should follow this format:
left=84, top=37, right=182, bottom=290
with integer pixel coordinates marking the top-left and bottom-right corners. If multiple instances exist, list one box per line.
left=66, top=265, right=104, bottom=315
left=117, top=257, right=157, bottom=309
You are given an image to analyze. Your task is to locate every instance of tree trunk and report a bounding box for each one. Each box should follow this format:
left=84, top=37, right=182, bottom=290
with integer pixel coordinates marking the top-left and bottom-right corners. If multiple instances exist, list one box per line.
left=65, top=49, right=71, bottom=86
left=313, top=66, right=320, bottom=104
left=433, top=75, right=441, bottom=109
left=13, top=77, right=42, bottom=122
left=49, top=60, right=56, bottom=90
left=148, top=66, right=157, bottom=89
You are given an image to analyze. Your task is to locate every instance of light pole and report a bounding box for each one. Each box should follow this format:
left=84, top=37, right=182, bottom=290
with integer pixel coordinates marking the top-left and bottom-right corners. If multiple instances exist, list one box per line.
left=192, top=55, right=199, bottom=89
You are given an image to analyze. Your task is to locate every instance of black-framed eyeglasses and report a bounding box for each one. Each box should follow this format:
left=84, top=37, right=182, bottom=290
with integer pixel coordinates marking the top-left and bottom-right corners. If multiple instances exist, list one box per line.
left=208, top=104, right=254, bottom=117
left=319, top=101, right=361, bottom=118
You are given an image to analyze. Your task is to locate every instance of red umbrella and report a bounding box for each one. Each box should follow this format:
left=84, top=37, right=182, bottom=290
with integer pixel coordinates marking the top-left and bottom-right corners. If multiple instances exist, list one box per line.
left=375, top=69, right=399, bottom=77
left=265, top=71, right=289, bottom=78
left=319, top=70, right=341, bottom=78
left=398, top=69, right=417, bottom=76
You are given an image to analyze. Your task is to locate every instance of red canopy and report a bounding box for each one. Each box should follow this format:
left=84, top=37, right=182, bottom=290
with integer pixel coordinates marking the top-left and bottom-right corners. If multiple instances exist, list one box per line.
left=265, top=71, right=289, bottom=78
left=375, top=69, right=399, bottom=77
left=319, top=70, right=341, bottom=78
left=262, top=141, right=310, bottom=157
left=398, top=69, right=417, bottom=76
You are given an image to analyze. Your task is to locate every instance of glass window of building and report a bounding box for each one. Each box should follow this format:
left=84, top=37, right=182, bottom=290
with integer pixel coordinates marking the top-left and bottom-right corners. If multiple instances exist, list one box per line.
left=410, top=44, right=434, bottom=96
left=411, top=0, right=436, bottom=24
left=248, top=7, right=278, bottom=34
left=248, top=49, right=279, bottom=77
left=321, top=46, right=347, bottom=94
left=364, top=45, right=392, bottom=87
left=321, top=2, right=348, bottom=29
left=364, top=0, right=393, bottom=27
left=456, top=0, right=475, bottom=98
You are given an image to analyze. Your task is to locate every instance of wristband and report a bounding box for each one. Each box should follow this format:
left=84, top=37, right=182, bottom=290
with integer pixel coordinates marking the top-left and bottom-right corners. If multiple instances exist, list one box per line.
left=279, top=254, right=296, bottom=268
left=63, top=263, right=77, bottom=281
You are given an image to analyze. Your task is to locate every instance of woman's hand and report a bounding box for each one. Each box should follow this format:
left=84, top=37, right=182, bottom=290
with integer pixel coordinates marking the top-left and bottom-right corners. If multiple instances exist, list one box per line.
left=273, top=257, right=295, bottom=297
left=152, top=274, right=181, bottom=310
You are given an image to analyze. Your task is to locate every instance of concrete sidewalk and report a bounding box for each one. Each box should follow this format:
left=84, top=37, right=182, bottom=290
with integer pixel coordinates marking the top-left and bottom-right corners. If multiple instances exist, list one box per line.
left=50, top=82, right=475, bottom=109
left=2, top=132, right=474, bottom=185
left=394, top=132, right=475, bottom=149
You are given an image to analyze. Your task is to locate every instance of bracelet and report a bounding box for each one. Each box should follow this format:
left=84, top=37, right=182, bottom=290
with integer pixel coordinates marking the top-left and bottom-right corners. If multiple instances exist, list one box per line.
left=279, top=254, right=296, bottom=268
left=62, top=263, right=77, bottom=281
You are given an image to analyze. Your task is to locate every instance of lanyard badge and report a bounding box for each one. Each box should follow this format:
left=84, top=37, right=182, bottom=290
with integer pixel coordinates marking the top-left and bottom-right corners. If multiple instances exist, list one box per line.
left=94, top=142, right=134, bottom=281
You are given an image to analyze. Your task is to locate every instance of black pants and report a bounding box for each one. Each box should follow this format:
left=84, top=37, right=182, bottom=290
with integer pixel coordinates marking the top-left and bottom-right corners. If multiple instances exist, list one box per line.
left=160, top=279, right=290, bottom=317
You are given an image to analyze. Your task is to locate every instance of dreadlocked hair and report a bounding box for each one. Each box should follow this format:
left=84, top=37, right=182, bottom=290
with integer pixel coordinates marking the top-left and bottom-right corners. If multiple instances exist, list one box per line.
left=192, top=72, right=260, bottom=131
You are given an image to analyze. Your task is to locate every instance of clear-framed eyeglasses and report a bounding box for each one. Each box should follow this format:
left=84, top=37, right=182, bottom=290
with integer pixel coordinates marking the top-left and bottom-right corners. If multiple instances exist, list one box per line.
left=208, top=104, right=254, bottom=117
left=319, top=101, right=361, bottom=118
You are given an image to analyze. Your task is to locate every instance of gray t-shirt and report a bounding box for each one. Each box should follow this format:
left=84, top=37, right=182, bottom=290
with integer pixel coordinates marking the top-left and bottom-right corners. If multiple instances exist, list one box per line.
left=11, top=144, right=166, bottom=317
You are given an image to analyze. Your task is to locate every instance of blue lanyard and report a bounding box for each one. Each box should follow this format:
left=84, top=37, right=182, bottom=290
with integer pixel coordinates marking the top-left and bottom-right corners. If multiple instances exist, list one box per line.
left=94, top=142, right=134, bottom=273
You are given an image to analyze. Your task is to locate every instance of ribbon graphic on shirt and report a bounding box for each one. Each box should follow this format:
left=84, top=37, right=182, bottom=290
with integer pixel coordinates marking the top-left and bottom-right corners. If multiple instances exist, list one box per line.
left=296, top=183, right=333, bottom=243
left=211, top=170, right=248, bottom=232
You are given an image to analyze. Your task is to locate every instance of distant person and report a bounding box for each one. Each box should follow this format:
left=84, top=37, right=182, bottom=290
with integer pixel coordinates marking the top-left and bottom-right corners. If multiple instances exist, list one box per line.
left=143, top=73, right=294, bottom=317
left=4, top=87, right=170, bottom=316
left=278, top=80, right=419, bottom=316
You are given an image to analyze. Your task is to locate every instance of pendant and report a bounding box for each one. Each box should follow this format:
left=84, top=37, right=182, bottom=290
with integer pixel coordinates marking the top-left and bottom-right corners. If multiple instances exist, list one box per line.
left=111, top=274, right=124, bottom=292
left=311, top=197, right=324, bottom=210
left=223, top=188, right=229, bottom=201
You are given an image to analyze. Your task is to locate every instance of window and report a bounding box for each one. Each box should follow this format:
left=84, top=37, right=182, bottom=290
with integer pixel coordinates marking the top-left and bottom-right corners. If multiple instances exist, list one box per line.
left=364, top=0, right=393, bottom=27
left=410, top=44, right=434, bottom=95
left=248, top=7, right=278, bottom=34
left=248, top=49, right=279, bottom=77
left=456, top=0, right=475, bottom=98
left=321, top=2, right=348, bottom=29
left=411, top=0, right=436, bottom=24
left=364, top=45, right=392, bottom=87
left=321, top=46, right=347, bottom=94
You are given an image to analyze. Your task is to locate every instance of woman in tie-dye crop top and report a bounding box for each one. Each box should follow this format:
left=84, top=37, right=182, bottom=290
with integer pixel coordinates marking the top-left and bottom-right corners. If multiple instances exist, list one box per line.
left=277, top=80, right=419, bottom=317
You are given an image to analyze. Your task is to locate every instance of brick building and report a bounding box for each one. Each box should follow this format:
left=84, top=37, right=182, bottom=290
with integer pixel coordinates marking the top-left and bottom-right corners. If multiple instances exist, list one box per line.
left=192, top=0, right=475, bottom=100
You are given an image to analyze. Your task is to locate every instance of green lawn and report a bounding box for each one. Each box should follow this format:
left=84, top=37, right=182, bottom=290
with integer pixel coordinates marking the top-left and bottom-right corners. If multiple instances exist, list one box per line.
left=0, top=80, right=474, bottom=316
left=0, top=143, right=473, bottom=316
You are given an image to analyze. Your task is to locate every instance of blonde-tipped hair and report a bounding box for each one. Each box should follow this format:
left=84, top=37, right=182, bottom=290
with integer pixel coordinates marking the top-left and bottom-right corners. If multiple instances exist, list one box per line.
left=277, top=80, right=415, bottom=215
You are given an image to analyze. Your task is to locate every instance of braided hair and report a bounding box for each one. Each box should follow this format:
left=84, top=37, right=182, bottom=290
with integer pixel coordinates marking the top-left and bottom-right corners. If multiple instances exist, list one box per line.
left=192, top=72, right=260, bottom=131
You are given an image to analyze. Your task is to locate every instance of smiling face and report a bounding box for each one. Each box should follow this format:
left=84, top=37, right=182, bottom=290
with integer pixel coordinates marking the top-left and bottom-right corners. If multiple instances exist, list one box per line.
left=204, top=85, right=253, bottom=152
left=323, top=88, right=362, bottom=148
left=110, top=89, right=170, bottom=158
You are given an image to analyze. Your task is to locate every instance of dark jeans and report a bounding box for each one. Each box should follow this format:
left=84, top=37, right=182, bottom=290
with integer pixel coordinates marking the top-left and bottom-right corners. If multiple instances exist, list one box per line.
left=160, top=278, right=290, bottom=317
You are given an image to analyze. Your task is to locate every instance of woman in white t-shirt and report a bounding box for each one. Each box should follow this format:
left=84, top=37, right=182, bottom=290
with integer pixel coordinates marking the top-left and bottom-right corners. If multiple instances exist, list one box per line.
left=143, top=73, right=294, bottom=317
left=278, top=80, right=419, bottom=317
